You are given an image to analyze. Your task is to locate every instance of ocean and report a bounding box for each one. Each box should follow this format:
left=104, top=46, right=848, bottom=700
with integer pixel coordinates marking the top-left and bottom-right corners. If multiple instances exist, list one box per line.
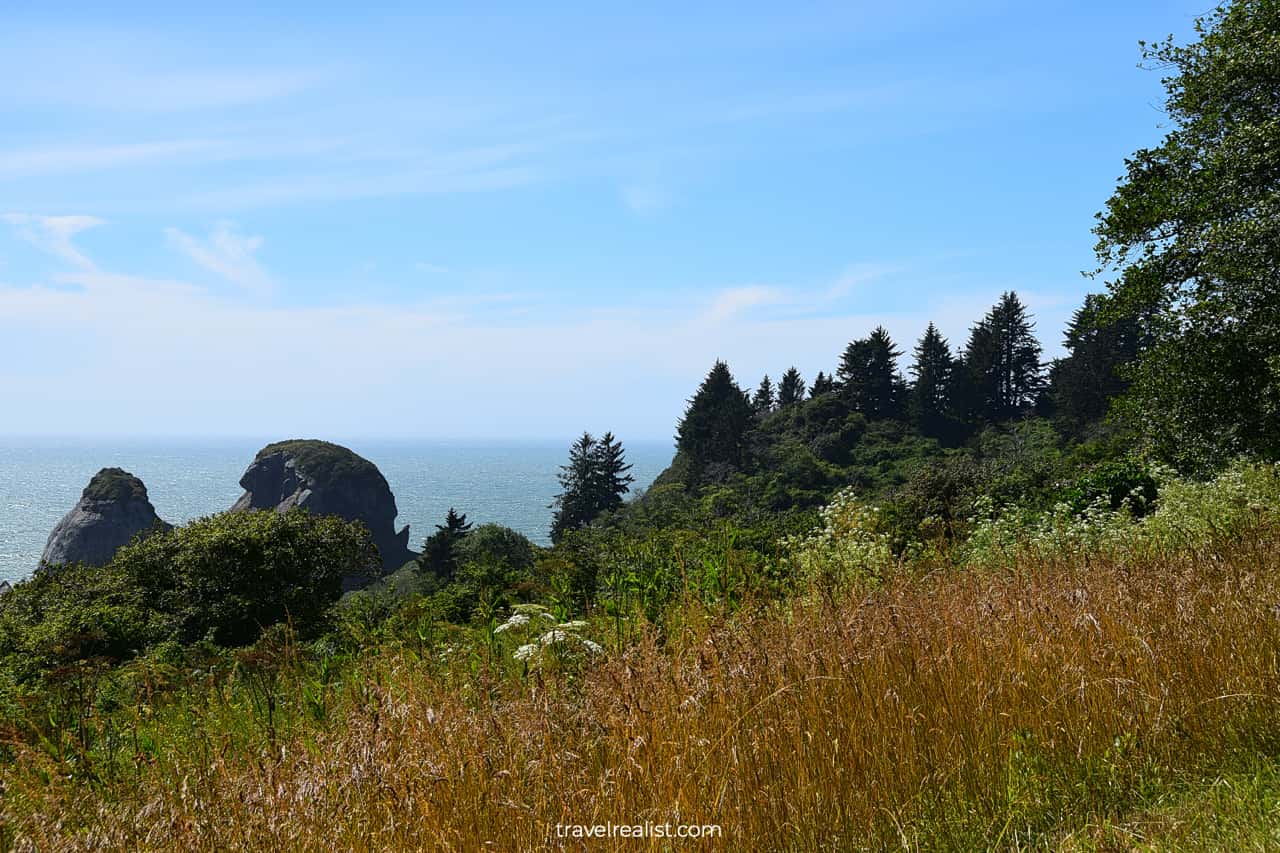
left=0, top=438, right=673, bottom=585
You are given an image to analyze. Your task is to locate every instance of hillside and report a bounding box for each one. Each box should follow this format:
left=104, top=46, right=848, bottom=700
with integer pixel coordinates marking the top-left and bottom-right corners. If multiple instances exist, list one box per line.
left=4, top=464, right=1280, bottom=849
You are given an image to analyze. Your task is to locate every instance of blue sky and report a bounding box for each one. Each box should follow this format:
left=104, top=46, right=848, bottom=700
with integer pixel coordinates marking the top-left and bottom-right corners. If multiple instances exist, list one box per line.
left=0, top=1, right=1205, bottom=440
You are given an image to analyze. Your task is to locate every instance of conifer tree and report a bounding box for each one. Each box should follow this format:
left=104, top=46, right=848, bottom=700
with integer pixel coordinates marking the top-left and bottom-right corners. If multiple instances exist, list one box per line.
left=751, top=375, right=776, bottom=415
left=419, top=507, right=472, bottom=581
left=593, top=431, right=634, bottom=514
left=809, top=371, right=834, bottom=397
left=676, top=360, right=753, bottom=486
left=958, top=292, right=1044, bottom=423
left=1046, top=293, right=1151, bottom=435
left=549, top=431, right=635, bottom=542
left=551, top=432, right=598, bottom=543
left=777, top=367, right=806, bottom=407
left=909, top=322, right=956, bottom=439
left=836, top=326, right=906, bottom=420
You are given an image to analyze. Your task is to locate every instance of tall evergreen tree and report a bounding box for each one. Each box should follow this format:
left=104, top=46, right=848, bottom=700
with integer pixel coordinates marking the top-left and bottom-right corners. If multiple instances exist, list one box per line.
left=676, top=360, right=753, bottom=486
left=593, top=431, right=634, bottom=514
left=1046, top=293, right=1152, bottom=435
left=551, top=432, right=598, bottom=543
left=959, top=292, right=1044, bottom=423
left=909, top=322, right=956, bottom=439
left=809, top=371, right=834, bottom=397
left=418, top=507, right=472, bottom=581
left=550, top=431, right=635, bottom=542
left=751, top=375, right=776, bottom=415
left=836, top=326, right=906, bottom=420
left=777, top=367, right=806, bottom=407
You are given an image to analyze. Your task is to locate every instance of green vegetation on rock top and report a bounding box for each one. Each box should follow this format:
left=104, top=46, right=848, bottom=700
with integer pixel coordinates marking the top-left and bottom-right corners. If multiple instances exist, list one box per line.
left=256, top=439, right=382, bottom=485
left=82, top=467, right=149, bottom=503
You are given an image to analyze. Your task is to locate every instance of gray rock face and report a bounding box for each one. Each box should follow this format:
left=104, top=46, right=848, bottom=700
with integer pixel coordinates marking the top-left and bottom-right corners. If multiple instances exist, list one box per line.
left=40, top=468, right=171, bottom=569
left=231, top=440, right=415, bottom=586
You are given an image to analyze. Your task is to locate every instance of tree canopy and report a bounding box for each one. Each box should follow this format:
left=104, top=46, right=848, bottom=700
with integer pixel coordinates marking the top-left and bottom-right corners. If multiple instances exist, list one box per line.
left=778, top=367, right=806, bottom=407
left=676, top=361, right=753, bottom=486
left=420, top=508, right=472, bottom=582
left=1094, top=0, right=1280, bottom=470
left=1046, top=294, right=1152, bottom=436
left=751, top=375, right=777, bottom=415
left=958, top=292, right=1044, bottom=424
left=551, top=431, right=635, bottom=542
left=908, top=323, right=956, bottom=440
left=836, top=326, right=906, bottom=421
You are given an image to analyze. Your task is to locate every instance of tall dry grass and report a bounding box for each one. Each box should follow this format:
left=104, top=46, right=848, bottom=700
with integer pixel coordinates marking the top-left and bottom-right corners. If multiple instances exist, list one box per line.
left=5, top=526, right=1280, bottom=850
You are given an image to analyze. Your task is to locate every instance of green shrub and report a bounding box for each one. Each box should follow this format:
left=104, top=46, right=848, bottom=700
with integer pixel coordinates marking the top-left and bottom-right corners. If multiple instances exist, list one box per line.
left=883, top=454, right=988, bottom=548
left=112, top=508, right=380, bottom=646
left=455, top=524, right=539, bottom=576
left=783, top=488, right=895, bottom=592
left=1057, top=457, right=1158, bottom=517
left=963, top=460, right=1280, bottom=566
left=0, top=563, right=163, bottom=682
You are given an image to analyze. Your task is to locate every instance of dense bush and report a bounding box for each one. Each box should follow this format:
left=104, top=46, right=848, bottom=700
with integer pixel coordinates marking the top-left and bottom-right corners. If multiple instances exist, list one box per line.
left=113, top=509, right=379, bottom=646
left=0, top=563, right=163, bottom=682
left=455, top=523, right=539, bottom=576
left=963, top=460, right=1280, bottom=567
left=0, top=509, right=379, bottom=682
left=1056, top=457, right=1158, bottom=516
left=881, top=454, right=987, bottom=549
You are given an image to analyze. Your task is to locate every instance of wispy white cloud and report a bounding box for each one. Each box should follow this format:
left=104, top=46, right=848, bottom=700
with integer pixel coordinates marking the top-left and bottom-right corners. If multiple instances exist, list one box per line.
left=705, top=285, right=785, bottom=322
left=0, top=266, right=1056, bottom=438
left=0, top=140, right=225, bottom=180
left=0, top=42, right=327, bottom=113
left=165, top=222, right=272, bottom=295
left=824, top=263, right=902, bottom=301
left=620, top=183, right=669, bottom=215
left=0, top=213, right=104, bottom=270
left=0, top=279, right=867, bottom=437
left=0, top=221, right=1078, bottom=438
left=181, top=165, right=540, bottom=210
left=415, top=262, right=451, bottom=274
left=0, top=212, right=1078, bottom=437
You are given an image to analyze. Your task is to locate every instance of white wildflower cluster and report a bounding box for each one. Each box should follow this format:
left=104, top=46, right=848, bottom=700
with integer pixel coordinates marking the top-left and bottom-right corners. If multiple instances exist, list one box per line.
left=1135, top=460, right=1280, bottom=549
left=964, top=497, right=1135, bottom=568
left=494, top=603, right=558, bottom=634
left=493, top=612, right=529, bottom=634
left=512, top=619, right=603, bottom=666
left=783, top=487, right=894, bottom=583
left=963, top=460, right=1280, bottom=567
left=487, top=603, right=603, bottom=666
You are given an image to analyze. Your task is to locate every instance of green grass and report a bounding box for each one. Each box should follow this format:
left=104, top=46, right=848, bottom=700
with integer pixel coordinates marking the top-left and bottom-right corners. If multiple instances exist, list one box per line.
left=1058, top=760, right=1280, bottom=850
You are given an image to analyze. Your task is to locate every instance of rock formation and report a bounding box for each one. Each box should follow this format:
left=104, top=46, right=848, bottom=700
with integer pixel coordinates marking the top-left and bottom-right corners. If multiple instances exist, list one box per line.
left=40, top=468, right=172, bottom=568
left=231, top=440, right=415, bottom=585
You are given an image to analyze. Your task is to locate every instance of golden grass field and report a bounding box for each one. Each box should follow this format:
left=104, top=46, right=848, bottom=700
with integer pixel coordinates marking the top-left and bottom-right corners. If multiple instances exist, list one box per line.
left=5, top=520, right=1280, bottom=850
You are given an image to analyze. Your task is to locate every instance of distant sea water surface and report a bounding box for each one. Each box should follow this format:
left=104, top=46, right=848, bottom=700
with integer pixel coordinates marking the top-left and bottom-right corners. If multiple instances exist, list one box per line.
left=0, top=438, right=673, bottom=586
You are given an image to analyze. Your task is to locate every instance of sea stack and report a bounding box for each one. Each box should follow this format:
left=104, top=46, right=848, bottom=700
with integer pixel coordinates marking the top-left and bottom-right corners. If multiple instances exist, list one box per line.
left=231, top=439, right=415, bottom=584
left=40, top=468, right=172, bottom=569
